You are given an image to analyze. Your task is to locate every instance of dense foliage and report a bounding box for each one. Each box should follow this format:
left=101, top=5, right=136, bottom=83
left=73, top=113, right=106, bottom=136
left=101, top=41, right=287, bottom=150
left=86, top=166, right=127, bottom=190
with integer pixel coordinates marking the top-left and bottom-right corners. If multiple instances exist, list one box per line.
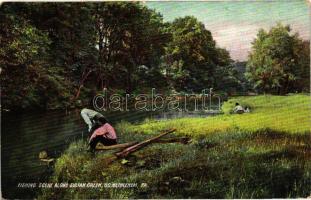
left=0, top=3, right=309, bottom=110
left=163, top=16, right=239, bottom=92
left=246, top=23, right=310, bottom=94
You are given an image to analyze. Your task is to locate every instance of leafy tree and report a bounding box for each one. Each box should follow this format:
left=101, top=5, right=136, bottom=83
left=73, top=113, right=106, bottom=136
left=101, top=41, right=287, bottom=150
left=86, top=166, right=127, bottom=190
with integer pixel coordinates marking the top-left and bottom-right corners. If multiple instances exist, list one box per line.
left=0, top=2, right=250, bottom=110
left=0, top=4, right=70, bottom=109
left=1, top=2, right=171, bottom=110
left=94, top=2, right=169, bottom=93
left=291, top=40, right=310, bottom=92
left=0, top=3, right=100, bottom=109
left=213, top=48, right=244, bottom=94
left=246, top=23, right=310, bottom=94
left=22, top=3, right=99, bottom=100
left=164, top=16, right=235, bottom=93
left=231, top=61, right=254, bottom=94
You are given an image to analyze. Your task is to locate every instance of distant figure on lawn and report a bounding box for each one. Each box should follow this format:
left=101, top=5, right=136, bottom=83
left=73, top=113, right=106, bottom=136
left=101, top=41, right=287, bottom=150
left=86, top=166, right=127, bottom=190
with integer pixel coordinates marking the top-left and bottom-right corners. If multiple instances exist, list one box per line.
left=233, top=103, right=251, bottom=114
left=81, top=108, right=117, bottom=151
left=244, top=106, right=250, bottom=113
left=233, top=103, right=245, bottom=114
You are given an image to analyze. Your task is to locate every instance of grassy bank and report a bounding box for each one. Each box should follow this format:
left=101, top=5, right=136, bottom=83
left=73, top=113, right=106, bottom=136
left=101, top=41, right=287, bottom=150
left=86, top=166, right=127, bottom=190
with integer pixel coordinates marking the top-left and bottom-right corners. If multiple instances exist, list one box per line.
left=39, top=94, right=311, bottom=199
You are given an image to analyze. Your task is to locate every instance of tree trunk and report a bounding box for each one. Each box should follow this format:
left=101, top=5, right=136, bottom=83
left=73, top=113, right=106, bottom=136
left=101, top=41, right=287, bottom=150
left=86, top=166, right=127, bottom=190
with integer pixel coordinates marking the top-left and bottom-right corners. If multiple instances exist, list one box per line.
left=73, top=68, right=92, bottom=100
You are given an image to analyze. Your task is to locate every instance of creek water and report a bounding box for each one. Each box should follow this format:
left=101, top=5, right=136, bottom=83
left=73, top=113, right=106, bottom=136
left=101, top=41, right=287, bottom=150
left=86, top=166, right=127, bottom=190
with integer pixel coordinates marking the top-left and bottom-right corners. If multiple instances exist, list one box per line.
left=1, top=108, right=218, bottom=198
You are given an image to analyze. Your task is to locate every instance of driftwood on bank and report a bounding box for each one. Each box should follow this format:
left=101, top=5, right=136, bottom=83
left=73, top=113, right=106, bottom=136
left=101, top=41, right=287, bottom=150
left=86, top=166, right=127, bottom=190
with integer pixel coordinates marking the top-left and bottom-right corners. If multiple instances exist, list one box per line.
left=95, top=141, right=138, bottom=150
left=115, top=128, right=176, bottom=158
left=96, top=137, right=190, bottom=151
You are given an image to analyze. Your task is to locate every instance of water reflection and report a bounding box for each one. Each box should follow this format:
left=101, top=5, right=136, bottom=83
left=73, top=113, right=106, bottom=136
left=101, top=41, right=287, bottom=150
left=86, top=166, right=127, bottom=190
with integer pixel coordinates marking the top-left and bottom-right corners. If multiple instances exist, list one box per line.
left=1, top=108, right=217, bottom=198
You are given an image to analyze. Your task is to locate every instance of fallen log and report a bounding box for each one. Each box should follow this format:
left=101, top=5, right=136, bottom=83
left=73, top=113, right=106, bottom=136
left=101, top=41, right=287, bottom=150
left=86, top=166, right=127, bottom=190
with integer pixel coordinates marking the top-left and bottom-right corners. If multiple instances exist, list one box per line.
left=95, top=142, right=138, bottom=150
left=115, top=128, right=176, bottom=158
left=96, top=137, right=188, bottom=151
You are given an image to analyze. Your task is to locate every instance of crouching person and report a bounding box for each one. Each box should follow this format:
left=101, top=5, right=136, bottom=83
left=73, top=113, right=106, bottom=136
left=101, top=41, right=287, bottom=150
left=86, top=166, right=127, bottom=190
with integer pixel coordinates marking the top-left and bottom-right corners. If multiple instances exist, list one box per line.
left=89, top=117, right=117, bottom=151
left=81, top=108, right=117, bottom=151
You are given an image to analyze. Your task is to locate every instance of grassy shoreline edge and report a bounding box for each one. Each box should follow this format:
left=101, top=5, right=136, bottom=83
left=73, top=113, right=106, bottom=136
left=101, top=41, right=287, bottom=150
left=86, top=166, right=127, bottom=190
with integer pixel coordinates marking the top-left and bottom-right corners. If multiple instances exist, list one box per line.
left=39, top=94, right=311, bottom=199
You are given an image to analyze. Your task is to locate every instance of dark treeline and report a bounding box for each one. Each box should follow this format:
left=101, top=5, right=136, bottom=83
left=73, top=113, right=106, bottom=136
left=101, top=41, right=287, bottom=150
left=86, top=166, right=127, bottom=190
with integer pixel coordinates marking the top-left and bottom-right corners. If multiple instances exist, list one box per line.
left=0, top=3, right=309, bottom=110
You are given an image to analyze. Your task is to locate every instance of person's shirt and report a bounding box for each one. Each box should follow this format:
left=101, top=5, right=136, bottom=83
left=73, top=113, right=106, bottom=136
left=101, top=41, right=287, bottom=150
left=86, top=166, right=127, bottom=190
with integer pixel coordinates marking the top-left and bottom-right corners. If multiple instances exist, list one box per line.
left=90, top=123, right=117, bottom=141
left=233, top=105, right=244, bottom=113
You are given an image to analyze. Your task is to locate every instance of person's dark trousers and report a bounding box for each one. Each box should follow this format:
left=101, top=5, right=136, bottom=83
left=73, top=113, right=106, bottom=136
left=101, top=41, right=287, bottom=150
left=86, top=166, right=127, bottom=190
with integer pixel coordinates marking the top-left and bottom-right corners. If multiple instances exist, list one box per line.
left=89, top=136, right=117, bottom=150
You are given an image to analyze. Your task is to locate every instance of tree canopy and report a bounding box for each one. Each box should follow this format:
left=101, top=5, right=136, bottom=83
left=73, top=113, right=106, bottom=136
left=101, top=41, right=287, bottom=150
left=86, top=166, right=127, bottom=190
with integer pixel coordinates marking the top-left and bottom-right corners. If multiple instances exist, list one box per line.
left=246, top=23, right=310, bottom=94
left=1, top=3, right=309, bottom=110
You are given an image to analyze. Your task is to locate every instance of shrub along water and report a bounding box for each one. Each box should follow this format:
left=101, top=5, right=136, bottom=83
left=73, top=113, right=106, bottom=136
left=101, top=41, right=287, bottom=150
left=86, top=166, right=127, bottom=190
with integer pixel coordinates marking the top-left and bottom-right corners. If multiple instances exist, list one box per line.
left=38, top=94, right=311, bottom=199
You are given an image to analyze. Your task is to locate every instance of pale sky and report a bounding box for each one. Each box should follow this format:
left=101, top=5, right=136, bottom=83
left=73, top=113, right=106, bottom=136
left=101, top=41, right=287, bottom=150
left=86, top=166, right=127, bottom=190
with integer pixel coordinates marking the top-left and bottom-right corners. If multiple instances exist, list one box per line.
left=146, top=1, right=310, bottom=61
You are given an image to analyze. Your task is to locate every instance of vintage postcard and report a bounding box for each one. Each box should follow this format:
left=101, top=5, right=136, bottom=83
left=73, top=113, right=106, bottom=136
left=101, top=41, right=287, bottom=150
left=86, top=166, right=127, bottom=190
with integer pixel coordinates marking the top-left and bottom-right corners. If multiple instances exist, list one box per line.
left=1, top=1, right=310, bottom=199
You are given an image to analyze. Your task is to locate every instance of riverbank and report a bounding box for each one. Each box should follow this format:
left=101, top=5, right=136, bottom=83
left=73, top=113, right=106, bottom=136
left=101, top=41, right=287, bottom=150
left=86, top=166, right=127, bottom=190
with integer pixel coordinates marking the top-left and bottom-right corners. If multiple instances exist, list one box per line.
left=38, top=94, right=311, bottom=199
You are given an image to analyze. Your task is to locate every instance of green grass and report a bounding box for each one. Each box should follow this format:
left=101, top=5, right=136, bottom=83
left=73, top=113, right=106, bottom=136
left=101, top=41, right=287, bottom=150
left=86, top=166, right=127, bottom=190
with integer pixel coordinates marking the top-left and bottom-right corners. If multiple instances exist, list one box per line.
left=38, top=94, right=311, bottom=199
left=121, top=94, right=310, bottom=135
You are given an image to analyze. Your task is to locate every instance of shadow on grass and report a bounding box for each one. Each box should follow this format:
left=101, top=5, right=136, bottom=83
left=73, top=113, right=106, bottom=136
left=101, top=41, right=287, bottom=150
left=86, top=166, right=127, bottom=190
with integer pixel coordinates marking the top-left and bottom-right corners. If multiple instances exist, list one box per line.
left=135, top=129, right=311, bottom=198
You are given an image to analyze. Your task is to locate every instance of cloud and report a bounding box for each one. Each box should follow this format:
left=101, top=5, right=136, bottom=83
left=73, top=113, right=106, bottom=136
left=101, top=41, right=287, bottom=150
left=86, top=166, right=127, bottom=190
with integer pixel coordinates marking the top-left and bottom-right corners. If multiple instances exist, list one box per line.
left=209, top=22, right=260, bottom=61
left=207, top=20, right=309, bottom=61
